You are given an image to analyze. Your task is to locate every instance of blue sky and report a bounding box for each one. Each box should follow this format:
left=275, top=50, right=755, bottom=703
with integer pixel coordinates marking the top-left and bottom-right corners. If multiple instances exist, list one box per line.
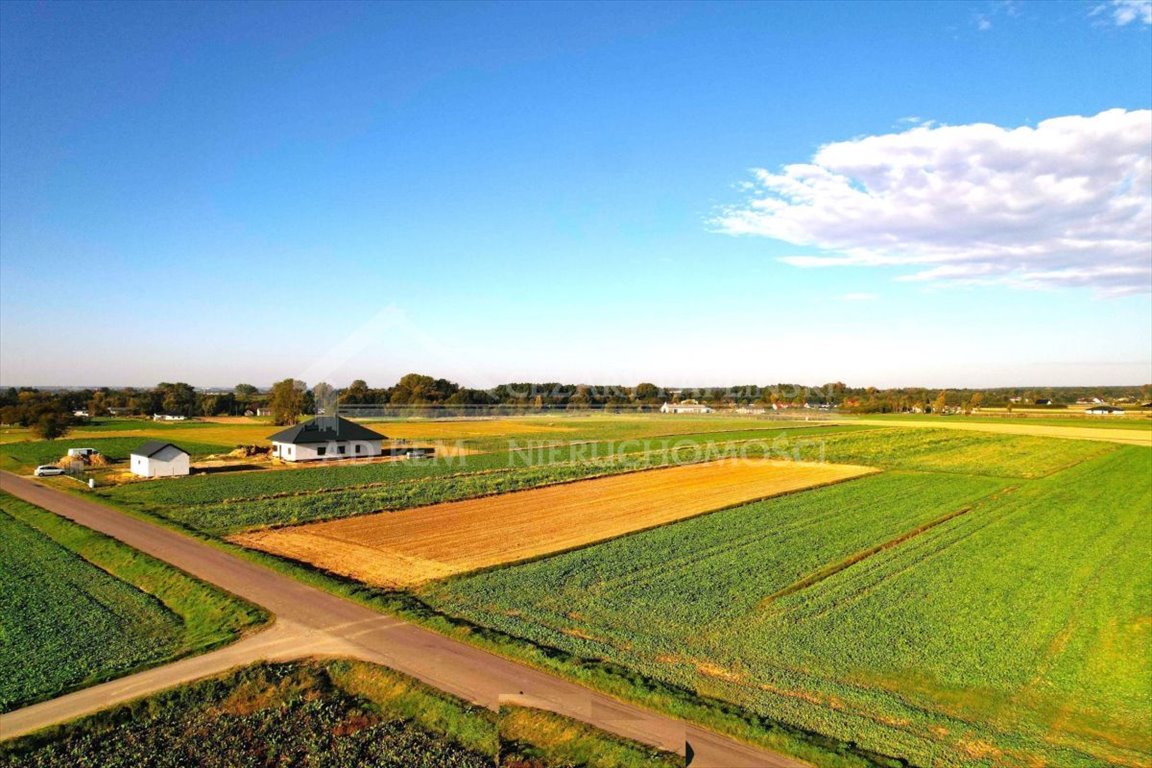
left=1, top=0, right=1149, bottom=388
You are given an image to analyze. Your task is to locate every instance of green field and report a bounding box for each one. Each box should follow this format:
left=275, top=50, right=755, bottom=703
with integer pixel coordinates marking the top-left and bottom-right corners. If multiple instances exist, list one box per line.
left=8, top=415, right=1146, bottom=767
left=0, top=659, right=680, bottom=768
left=99, top=426, right=1091, bottom=538
left=422, top=444, right=1151, bottom=767
left=806, top=427, right=1116, bottom=477
left=0, top=436, right=233, bottom=472
left=0, top=661, right=495, bottom=768
left=101, top=424, right=865, bottom=534
left=0, top=493, right=266, bottom=711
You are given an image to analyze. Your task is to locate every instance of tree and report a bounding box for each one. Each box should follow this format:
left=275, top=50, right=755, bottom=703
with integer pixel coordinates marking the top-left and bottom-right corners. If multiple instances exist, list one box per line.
left=269, top=378, right=306, bottom=425
left=312, top=382, right=337, bottom=415
left=932, top=390, right=948, bottom=414
left=968, top=392, right=984, bottom=411
left=389, top=373, right=458, bottom=406
left=87, top=390, right=110, bottom=418
left=156, top=382, right=197, bottom=417
left=340, top=380, right=370, bottom=405
left=234, top=383, right=259, bottom=401
left=633, top=382, right=660, bottom=404
left=32, top=412, right=72, bottom=440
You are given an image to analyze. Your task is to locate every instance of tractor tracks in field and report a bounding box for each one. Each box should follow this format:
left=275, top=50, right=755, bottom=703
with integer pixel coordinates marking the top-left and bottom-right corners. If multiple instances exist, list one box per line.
left=756, top=486, right=1018, bottom=610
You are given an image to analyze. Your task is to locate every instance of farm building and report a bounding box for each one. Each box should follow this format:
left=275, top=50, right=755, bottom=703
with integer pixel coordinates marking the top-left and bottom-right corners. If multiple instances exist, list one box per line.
left=1086, top=405, right=1125, bottom=415
left=130, top=441, right=190, bottom=477
left=269, top=416, right=385, bottom=462
left=152, top=413, right=188, bottom=422
left=660, top=400, right=713, bottom=414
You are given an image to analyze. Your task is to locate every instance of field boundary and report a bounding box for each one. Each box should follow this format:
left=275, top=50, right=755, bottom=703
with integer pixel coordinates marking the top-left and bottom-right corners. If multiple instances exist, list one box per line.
left=429, top=465, right=887, bottom=588
left=233, top=459, right=881, bottom=586
left=174, top=429, right=861, bottom=509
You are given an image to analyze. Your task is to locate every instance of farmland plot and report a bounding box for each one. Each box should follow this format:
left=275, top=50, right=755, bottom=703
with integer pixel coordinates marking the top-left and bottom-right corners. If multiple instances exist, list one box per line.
left=232, top=458, right=877, bottom=587
left=0, top=493, right=265, bottom=711
left=423, top=447, right=1152, bottom=767
left=0, top=661, right=496, bottom=768
left=105, top=425, right=864, bottom=534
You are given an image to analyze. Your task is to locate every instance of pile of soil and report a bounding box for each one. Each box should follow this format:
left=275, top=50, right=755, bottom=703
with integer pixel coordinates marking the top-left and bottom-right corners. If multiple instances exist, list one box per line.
left=55, top=452, right=111, bottom=468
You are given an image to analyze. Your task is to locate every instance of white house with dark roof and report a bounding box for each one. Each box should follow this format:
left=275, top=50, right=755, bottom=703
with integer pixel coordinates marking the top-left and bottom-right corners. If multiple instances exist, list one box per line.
left=130, top=441, right=190, bottom=478
left=269, top=416, right=386, bottom=462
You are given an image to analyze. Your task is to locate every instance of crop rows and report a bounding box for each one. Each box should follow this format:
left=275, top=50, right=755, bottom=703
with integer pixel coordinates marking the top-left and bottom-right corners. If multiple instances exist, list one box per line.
left=422, top=447, right=1152, bottom=767
left=0, top=493, right=265, bottom=711
left=107, top=425, right=857, bottom=507
left=0, top=503, right=184, bottom=711
left=113, top=428, right=859, bottom=534
left=112, top=428, right=1111, bottom=536
left=232, top=459, right=875, bottom=587
left=0, top=662, right=493, bottom=768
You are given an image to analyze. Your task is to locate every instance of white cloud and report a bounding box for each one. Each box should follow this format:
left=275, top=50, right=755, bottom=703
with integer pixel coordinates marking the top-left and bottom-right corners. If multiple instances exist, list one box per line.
left=976, top=14, right=993, bottom=30
left=714, top=109, right=1152, bottom=296
left=1099, top=0, right=1152, bottom=25
left=839, top=292, right=879, bottom=301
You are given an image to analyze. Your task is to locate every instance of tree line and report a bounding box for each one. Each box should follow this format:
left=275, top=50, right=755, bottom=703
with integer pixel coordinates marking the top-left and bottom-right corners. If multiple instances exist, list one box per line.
left=2, top=377, right=1148, bottom=435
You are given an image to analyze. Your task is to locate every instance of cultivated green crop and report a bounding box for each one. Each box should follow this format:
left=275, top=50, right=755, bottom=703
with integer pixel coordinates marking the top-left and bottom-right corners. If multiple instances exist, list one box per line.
left=0, top=662, right=494, bottom=768
left=0, top=494, right=265, bottom=711
left=423, top=446, right=1151, bottom=768
left=104, top=425, right=864, bottom=534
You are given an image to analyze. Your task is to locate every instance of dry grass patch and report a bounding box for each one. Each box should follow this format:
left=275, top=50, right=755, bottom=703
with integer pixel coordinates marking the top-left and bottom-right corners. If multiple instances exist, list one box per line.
left=848, top=419, right=1152, bottom=446
left=232, top=459, right=876, bottom=587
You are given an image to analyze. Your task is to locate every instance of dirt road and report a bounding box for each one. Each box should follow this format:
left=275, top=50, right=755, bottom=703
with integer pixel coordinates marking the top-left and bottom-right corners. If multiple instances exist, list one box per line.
left=0, top=472, right=804, bottom=768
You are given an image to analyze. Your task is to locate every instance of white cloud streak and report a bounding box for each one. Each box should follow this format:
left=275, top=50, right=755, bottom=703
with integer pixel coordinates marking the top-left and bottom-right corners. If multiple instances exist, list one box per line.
left=1101, top=0, right=1152, bottom=25
left=714, top=109, right=1152, bottom=296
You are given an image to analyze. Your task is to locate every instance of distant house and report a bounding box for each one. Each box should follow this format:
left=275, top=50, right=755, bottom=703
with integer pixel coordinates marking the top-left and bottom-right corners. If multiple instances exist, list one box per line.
left=255, top=407, right=274, bottom=417
left=73, top=409, right=90, bottom=418
left=1034, top=399, right=1052, bottom=406
left=130, top=441, right=190, bottom=477
left=659, top=400, right=713, bottom=414
left=152, top=414, right=188, bottom=422
left=107, top=407, right=133, bottom=417
left=1086, top=405, right=1125, bottom=415
left=269, top=416, right=386, bottom=462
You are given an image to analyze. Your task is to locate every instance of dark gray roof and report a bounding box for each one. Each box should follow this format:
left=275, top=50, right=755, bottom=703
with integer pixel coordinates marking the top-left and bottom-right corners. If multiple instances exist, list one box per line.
left=268, top=416, right=385, bottom=445
left=132, top=440, right=189, bottom=458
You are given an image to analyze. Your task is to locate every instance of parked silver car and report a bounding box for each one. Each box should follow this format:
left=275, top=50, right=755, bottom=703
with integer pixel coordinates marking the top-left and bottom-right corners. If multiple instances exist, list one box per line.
left=33, top=465, right=66, bottom=477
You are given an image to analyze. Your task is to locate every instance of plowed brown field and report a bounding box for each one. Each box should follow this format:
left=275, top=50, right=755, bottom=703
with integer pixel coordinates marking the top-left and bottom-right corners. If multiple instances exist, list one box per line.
left=231, top=459, right=877, bottom=587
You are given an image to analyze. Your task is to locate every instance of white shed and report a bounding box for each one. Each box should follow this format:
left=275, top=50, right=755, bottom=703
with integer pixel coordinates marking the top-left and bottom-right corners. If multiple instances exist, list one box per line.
left=130, top=441, right=191, bottom=477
